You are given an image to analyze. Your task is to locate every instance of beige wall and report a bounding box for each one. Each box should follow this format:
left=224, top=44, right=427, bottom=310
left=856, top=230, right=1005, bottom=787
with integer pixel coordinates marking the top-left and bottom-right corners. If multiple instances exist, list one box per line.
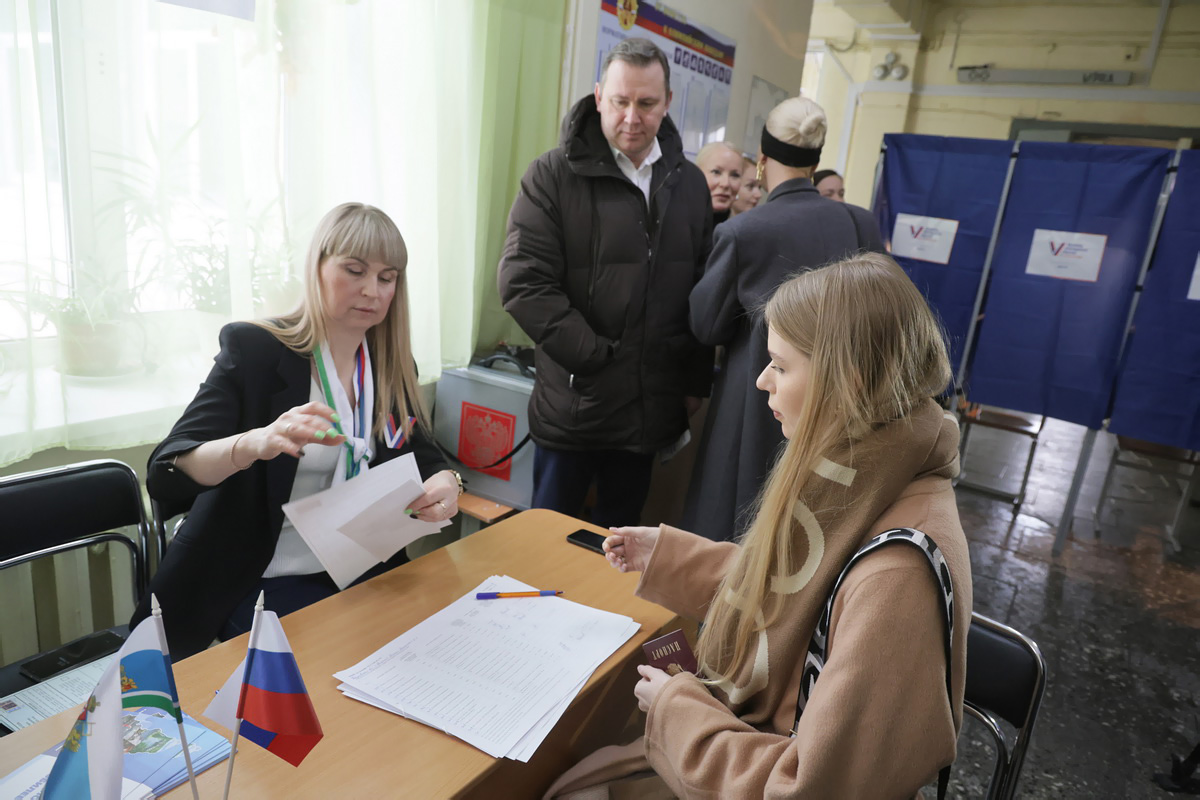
left=809, top=0, right=1200, bottom=206
left=562, top=0, right=815, bottom=154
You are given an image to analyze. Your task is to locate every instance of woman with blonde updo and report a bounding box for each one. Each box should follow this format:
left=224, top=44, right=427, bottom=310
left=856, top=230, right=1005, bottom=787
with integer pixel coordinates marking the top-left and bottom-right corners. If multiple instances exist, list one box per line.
left=682, top=96, right=885, bottom=543
left=546, top=254, right=971, bottom=798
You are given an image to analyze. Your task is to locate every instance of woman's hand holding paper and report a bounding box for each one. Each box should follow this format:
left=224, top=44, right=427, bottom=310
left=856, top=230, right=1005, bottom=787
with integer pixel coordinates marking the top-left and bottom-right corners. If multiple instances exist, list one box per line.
left=408, top=470, right=461, bottom=523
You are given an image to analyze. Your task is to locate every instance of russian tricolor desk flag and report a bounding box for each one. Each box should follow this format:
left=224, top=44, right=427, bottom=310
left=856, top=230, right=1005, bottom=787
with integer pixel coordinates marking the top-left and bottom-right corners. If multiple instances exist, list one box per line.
left=205, top=609, right=324, bottom=767
left=43, top=609, right=189, bottom=800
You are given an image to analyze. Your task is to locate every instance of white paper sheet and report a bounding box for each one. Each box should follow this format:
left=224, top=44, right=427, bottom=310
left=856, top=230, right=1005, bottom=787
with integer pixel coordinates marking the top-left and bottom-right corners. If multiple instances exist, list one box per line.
left=334, top=576, right=640, bottom=760
left=891, top=213, right=960, bottom=265
left=1025, top=228, right=1107, bottom=282
left=282, top=453, right=448, bottom=589
left=0, top=655, right=115, bottom=730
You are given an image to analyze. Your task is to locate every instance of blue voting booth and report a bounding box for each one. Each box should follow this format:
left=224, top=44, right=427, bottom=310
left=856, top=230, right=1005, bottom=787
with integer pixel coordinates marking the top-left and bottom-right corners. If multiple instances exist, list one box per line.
left=966, top=143, right=1171, bottom=429
left=875, top=134, right=1014, bottom=376
left=876, top=136, right=1191, bottom=551
left=1109, top=149, right=1200, bottom=450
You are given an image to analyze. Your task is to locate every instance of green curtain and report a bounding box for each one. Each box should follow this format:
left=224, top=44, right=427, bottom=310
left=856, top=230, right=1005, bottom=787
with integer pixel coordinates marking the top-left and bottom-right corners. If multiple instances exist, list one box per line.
left=469, top=0, right=567, bottom=356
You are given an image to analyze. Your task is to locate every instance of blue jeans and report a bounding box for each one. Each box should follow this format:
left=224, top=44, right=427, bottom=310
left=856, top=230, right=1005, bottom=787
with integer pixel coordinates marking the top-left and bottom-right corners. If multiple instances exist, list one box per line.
left=531, top=445, right=654, bottom=529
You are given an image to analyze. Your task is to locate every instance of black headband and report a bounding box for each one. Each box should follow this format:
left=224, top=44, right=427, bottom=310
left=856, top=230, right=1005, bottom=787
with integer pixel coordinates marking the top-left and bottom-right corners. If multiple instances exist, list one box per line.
left=760, top=127, right=822, bottom=168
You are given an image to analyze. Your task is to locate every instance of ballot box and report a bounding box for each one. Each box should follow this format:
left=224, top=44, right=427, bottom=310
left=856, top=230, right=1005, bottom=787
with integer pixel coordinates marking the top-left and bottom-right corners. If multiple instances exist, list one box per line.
left=433, top=360, right=535, bottom=509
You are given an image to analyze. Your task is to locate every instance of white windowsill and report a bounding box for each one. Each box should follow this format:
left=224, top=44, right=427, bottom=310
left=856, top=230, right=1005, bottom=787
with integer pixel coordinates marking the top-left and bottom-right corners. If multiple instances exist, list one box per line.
left=0, top=355, right=212, bottom=460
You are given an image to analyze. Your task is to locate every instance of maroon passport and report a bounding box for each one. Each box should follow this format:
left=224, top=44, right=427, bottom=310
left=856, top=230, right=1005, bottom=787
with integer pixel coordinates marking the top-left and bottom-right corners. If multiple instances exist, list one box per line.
left=642, top=629, right=698, bottom=675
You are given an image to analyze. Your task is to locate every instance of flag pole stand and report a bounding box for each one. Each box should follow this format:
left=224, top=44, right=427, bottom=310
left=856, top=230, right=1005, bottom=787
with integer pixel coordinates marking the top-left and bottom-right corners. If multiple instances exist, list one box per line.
left=221, top=719, right=244, bottom=800
left=151, top=594, right=200, bottom=800
left=221, top=591, right=266, bottom=800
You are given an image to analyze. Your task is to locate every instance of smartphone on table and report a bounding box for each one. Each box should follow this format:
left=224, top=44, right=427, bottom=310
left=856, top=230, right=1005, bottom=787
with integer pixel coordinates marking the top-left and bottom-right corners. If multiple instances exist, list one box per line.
left=19, top=629, right=126, bottom=683
left=566, top=528, right=607, bottom=555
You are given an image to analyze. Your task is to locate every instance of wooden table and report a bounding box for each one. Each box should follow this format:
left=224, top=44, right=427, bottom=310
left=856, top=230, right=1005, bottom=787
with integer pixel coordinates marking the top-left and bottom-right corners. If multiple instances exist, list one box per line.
left=0, top=510, right=677, bottom=798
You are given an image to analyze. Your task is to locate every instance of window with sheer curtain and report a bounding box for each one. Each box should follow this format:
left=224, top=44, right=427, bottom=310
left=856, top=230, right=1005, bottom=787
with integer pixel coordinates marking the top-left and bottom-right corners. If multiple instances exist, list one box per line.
left=0, top=0, right=560, bottom=469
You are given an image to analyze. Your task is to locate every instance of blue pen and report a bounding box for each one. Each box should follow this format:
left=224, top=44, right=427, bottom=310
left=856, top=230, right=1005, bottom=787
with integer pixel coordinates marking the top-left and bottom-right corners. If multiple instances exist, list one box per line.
left=475, top=590, right=563, bottom=600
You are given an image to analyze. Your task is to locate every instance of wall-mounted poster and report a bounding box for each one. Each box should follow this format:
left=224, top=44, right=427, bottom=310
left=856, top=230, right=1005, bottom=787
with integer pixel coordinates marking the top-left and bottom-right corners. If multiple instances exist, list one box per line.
left=742, top=76, right=790, bottom=157
left=596, top=1, right=736, bottom=158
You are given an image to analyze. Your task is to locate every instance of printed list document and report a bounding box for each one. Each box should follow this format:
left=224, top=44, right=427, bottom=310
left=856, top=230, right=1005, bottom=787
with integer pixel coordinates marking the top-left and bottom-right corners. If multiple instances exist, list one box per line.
left=0, top=655, right=115, bottom=730
left=334, top=575, right=640, bottom=760
left=283, top=452, right=449, bottom=588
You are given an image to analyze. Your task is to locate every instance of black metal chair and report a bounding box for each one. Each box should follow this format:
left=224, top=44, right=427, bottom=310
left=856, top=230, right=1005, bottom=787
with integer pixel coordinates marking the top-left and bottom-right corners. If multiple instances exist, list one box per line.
left=963, top=612, right=1048, bottom=800
left=0, top=459, right=150, bottom=701
left=149, top=497, right=190, bottom=572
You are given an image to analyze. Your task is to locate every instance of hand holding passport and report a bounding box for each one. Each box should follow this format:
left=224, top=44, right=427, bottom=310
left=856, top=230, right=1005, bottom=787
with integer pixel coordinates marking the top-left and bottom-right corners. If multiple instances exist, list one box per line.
left=642, top=629, right=697, bottom=676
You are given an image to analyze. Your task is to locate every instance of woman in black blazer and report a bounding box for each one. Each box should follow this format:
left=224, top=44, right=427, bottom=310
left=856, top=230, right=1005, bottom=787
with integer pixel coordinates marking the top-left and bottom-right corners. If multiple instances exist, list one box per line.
left=132, top=203, right=460, bottom=660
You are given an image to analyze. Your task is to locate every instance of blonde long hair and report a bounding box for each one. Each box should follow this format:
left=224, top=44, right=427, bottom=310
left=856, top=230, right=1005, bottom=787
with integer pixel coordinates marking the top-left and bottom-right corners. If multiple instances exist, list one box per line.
left=253, top=203, right=430, bottom=439
left=695, top=253, right=951, bottom=676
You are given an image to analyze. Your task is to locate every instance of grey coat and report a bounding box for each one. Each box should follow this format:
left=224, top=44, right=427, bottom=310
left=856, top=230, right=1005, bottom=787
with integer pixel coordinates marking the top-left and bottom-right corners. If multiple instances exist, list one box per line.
left=682, top=178, right=884, bottom=541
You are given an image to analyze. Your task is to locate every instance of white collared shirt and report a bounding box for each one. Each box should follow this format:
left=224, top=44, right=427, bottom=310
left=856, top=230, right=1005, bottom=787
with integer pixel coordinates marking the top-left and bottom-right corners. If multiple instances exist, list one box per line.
left=610, top=137, right=662, bottom=206
left=263, top=377, right=336, bottom=578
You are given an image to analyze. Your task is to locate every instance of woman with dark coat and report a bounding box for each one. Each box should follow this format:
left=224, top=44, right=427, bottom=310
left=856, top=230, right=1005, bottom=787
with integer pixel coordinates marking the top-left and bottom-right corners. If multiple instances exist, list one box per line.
left=682, top=97, right=884, bottom=541
left=131, top=203, right=461, bottom=659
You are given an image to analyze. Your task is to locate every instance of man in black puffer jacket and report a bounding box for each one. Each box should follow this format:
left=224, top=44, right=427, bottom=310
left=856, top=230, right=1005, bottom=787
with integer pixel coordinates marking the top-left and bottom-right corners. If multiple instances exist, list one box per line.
left=498, top=37, right=713, bottom=527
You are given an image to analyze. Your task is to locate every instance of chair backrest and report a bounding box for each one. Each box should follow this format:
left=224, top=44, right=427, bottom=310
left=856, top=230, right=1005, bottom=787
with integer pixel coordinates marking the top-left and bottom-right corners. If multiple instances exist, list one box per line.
left=0, top=459, right=149, bottom=597
left=964, top=612, right=1047, bottom=800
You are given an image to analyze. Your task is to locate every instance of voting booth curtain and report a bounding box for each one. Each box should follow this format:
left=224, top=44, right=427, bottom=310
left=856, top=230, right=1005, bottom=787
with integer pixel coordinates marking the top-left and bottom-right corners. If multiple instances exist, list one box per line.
left=1108, top=150, right=1200, bottom=450
left=875, top=134, right=1014, bottom=376
left=968, top=143, right=1170, bottom=429
left=878, top=135, right=1195, bottom=449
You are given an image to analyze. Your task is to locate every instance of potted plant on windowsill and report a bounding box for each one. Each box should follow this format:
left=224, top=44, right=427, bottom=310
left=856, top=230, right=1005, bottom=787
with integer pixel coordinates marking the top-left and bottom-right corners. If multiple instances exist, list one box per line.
left=50, top=296, right=140, bottom=378
left=23, top=262, right=149, bottom=378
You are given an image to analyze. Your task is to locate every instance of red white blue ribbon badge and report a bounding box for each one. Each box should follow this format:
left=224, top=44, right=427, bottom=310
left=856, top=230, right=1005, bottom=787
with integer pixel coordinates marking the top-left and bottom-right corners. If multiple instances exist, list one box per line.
left=385, top=414, right=416, bottom=450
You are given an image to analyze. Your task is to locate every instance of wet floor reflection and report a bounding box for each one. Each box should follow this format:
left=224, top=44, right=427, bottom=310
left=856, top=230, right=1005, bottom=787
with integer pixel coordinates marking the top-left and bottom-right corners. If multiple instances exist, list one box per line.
left=947, top=418, right=1199, bottom=798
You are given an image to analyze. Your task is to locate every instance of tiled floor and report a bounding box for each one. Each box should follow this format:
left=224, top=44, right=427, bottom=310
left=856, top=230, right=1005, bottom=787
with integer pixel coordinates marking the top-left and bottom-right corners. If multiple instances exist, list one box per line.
left=947, top=418, right=1200, bottom=798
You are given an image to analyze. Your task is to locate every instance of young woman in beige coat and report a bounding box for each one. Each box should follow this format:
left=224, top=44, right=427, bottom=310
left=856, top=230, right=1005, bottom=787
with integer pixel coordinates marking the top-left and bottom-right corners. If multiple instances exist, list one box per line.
left=547, top=253, right=972, bottom=799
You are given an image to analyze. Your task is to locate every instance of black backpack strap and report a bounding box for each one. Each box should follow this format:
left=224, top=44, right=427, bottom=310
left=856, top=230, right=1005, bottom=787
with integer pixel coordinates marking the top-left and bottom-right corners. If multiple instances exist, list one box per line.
left=791, top=527, right=956, bottom=798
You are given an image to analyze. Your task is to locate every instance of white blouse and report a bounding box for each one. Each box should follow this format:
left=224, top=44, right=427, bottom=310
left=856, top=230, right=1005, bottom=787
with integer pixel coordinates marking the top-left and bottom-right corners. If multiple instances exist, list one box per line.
left=262, top=377, right=341, bottom=578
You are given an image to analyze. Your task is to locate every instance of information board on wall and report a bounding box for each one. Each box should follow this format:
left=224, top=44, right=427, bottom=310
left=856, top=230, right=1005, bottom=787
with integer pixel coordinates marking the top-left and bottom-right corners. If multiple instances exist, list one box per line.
left=890, top=213, right=960, bottom=265
left=1024, top=229, right=1107, bottom=282
left=743, top=76, right=789, bottom=157
left=596, top=1, right=736, bottom=157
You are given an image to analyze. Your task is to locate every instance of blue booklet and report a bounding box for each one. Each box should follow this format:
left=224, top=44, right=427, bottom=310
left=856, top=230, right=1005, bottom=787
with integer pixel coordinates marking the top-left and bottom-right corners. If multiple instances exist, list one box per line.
left=0, top=708, right=231, bottom=799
